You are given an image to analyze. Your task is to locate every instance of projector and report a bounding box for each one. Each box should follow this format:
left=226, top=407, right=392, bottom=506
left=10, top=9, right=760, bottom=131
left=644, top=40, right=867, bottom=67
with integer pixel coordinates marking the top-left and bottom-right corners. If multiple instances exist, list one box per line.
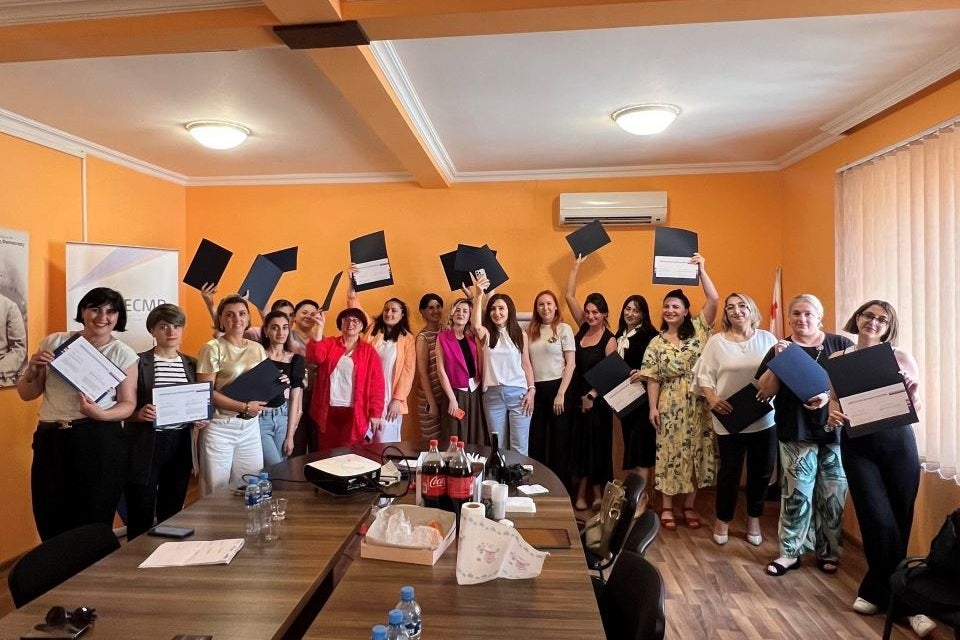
left=303, top=454, right=381, bottom=495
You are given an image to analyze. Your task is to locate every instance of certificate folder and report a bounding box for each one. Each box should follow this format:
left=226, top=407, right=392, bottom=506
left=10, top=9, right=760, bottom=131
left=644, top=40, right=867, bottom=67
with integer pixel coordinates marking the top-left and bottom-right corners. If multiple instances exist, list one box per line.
left=583, top=352, right=646, bottom=418
left=766, top=343, right=830, bottom=403
left=453, top=244, right=509, bottom=291
left=566, top=220, right=611, bottom=258
left=220, top=359, right=287, bottom=403
left=652, top=227, right=699, bottom=285
left=49, top=333, right=127, bottom=402
left=821, top=342, right=918, bottom=438
left=183, top=238, right=233, bottom=290
left=237, top=255, right=284, bottom=312
left=350, top=230, right=393, bottom=292
left=712, top=383, right=773, bottom=434
left=320, top=271, right=344, bottom=312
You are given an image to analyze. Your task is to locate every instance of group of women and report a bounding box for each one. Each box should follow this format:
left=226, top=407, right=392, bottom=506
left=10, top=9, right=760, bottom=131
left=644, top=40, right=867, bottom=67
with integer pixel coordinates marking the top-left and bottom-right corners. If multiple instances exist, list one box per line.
left=16, top=263, right=933, bottom=636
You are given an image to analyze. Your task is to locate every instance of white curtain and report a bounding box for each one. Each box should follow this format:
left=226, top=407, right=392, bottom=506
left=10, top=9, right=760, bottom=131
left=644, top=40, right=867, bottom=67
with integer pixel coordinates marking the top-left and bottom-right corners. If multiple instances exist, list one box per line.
left=836, top=123, right=960, bottom=483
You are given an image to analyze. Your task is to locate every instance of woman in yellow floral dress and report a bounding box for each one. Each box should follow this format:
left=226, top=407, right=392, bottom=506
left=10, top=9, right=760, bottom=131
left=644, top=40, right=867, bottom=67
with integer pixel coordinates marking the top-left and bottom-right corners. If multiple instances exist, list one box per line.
left=640, top=254, right=719, bottom=530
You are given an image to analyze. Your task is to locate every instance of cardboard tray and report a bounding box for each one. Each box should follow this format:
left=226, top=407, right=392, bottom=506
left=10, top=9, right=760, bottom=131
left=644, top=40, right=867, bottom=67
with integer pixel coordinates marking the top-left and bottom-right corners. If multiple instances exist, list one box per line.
left=360, top=505, right=456, bottom=566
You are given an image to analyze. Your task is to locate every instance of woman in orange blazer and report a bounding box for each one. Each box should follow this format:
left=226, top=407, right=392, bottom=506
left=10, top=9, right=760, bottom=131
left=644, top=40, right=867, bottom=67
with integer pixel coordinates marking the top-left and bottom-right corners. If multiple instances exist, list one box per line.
left=347, top=275, right=416, bottom=443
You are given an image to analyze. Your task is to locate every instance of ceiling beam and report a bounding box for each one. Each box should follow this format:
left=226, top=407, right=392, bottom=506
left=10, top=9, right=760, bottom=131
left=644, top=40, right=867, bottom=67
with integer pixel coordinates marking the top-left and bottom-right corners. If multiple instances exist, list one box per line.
left=0, top=6, right=284, bottom=63
left=304, top=45, right=450, bottom=188
left=347, top=0, right=960, bottom=40
left=263, top=0, right=342, bottom=24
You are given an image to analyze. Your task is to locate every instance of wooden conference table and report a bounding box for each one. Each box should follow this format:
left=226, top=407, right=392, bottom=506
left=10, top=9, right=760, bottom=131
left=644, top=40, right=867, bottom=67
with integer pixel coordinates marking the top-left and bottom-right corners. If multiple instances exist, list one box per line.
left=0, top=443, right=603, bottom=639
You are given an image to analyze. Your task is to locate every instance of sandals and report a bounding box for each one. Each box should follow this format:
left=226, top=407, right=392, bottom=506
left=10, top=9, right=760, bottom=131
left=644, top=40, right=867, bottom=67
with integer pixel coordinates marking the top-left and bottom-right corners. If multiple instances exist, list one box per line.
left=817, top=558, right=839, bottom=574
left=766, top=556, right=801, bottom=576
left=660, top=509, right=677, bottom=531
left=683, top=508, right=702, bottom=529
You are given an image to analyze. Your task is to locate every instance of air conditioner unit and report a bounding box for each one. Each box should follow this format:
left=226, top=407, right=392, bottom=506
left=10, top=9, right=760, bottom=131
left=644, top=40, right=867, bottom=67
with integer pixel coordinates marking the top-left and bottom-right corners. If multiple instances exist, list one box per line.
left=558, top=191, right=667, bottom=226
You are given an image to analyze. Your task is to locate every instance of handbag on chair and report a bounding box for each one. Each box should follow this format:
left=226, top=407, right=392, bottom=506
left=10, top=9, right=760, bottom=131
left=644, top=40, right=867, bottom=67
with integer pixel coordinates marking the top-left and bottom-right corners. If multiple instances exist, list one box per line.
left=926, top=508, right=960, bottom=581
left=583, top=479, right=627, bottom=559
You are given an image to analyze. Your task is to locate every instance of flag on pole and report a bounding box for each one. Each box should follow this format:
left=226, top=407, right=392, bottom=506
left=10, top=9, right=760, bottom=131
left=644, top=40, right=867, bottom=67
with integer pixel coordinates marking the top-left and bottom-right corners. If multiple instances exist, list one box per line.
left=769, top=266, right=784, bottom=339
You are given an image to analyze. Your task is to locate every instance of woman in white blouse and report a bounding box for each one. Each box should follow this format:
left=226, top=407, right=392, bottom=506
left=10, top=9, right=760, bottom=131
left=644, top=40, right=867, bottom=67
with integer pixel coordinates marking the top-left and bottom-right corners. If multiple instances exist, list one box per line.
left=468, top=279, right=536, bottom=455
left=526, top=290, right=576, bottom=475
left=694, top=292, right=777, bottom=546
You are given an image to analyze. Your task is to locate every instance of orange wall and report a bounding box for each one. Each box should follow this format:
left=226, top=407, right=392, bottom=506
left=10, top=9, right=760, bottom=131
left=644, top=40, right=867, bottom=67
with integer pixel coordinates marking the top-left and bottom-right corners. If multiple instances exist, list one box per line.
left=182, top=174, right=783, bottom=355
left=0, top=146, right=186, bottom=562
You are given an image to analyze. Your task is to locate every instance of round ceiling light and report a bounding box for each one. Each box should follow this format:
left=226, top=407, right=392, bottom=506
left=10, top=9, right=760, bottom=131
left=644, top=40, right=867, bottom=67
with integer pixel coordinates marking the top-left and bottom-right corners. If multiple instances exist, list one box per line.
left=185, top=120, right=251, bottom=150
left=611, top=104, right=681, bottom=136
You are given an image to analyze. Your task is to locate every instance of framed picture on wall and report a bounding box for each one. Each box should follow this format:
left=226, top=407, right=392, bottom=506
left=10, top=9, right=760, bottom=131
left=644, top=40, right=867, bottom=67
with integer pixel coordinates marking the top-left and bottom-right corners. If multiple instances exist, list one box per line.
left=0, top=228, right=28, bottom=388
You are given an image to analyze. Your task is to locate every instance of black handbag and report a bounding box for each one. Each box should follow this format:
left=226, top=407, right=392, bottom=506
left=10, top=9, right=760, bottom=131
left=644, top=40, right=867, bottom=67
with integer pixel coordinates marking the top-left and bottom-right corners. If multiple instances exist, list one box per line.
left=925, top=508, right=960, bottom=580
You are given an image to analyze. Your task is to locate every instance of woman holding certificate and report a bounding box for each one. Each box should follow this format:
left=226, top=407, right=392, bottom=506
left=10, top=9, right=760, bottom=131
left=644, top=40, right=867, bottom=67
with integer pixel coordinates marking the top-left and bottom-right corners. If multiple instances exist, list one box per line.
left=124, top=303, right=199, bottom=540
left=827, top=301, right=932, bottom=636
left=756, top=294, right=852, bottom=576
left=197, top=294, right=269, bottom=494
left=258, top=310, right=305, bottom=467
left=640, top=254, right=718, bottom=530
left=693, top=293, right=777, bottom=546
left=17, top=287, right=138, bottom=540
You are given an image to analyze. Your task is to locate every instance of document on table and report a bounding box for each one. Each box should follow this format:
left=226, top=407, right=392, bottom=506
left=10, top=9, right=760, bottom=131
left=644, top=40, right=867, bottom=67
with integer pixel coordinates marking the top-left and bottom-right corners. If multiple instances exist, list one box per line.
left=49, top=333, right=127, bottom=402
left=153, top=382, right=213, bottom=427
left=139, top=538, right=245, bottom=568
left=821, top=342, right=918, bottom=437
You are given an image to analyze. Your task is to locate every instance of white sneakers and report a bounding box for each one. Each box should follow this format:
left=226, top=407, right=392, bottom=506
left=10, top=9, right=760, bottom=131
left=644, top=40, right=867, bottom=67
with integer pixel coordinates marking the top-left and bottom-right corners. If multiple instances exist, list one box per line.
left=908, top=614, right=936, bottom=638
left=852, top=598, right=879, bottom=615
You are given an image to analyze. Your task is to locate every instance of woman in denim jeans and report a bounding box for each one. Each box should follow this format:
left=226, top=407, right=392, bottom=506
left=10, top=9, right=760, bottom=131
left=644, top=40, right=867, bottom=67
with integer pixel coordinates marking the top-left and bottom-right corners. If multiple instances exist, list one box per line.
left=258, top=310, right=305, bottom=468
left=468, top=277, right=535, bottom=455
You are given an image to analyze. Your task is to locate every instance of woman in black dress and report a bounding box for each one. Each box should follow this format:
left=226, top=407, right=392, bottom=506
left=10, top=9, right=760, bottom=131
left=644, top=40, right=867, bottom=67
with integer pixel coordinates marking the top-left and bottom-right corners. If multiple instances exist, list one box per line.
left=615, top=295, right=659, bottom=484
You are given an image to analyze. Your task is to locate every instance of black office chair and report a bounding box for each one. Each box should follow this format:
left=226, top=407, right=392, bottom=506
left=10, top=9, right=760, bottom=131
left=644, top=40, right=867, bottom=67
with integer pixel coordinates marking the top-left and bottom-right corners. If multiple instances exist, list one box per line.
left=581, top=472, right=646, bottom=580
left=8, top=523, right=120, bottom=608
left=881, top=558, right=960, bottom=640
left=623, top=508, right=660, bottom=556
left=594, top=549, right=666, bottom=640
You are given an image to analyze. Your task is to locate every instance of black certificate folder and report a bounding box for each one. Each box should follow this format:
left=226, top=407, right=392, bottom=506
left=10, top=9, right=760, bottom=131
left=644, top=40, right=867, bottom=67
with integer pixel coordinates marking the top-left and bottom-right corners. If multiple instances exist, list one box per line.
left=713, top=384, right=773, bottom=434
left=652, top=227, right=699, bottom=285
left=822, top=342, right=918, bottom=438
left=583, top=353, right=646, bottom=418
left=350, top=230, right=393, bottom=292
left=220, top=359, right=287, bottom=404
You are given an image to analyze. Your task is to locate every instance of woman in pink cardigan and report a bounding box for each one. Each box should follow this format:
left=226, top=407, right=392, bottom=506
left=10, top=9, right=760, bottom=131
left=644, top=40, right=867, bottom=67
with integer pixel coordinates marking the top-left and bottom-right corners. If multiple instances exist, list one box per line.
left=306, top=308, right=385, bottom=450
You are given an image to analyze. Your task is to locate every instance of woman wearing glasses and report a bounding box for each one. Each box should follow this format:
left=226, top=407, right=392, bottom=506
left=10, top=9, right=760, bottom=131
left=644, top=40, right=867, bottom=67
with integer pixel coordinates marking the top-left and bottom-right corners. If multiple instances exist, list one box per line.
left=756, top=294, right=853, bottom=577
left=306, top=308, right=385, bottom=450
left=827, top=301, right=932, bottom=636
left=17, top=287, right=138, bottom=540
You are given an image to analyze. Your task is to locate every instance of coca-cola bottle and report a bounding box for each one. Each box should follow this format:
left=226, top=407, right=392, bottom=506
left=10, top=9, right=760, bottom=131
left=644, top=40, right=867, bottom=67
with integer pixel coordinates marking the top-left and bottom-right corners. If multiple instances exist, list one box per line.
left=420, top=439, right=446, bottom=509
left=443, top=435, right=459, bottom=463
left=484, top=432, right=506, bottom=483
left=447, top=441, right=474, bottom=531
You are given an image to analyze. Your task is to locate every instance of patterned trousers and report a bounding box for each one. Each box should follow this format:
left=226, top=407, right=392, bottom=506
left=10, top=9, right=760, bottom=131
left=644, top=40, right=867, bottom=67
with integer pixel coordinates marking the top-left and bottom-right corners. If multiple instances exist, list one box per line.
left=778, top=441, right=847, bottom=560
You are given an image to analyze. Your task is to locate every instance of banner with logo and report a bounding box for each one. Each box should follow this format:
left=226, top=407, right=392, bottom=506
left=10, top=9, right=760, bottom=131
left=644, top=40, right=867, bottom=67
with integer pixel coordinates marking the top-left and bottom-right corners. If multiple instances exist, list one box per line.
left=66, top=242, right=179, bottom=353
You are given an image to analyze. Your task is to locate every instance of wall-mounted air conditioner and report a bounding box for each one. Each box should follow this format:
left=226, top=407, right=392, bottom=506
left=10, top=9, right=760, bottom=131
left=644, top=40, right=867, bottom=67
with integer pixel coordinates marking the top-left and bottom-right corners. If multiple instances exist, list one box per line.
left=558, top=191, right=667, bottom=226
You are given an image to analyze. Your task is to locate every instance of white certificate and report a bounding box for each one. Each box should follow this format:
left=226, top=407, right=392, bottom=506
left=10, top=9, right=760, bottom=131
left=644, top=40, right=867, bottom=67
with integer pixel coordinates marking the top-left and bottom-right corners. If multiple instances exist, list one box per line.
left=153, top=382, right=212, bottom=427
left=353, top=258, right=391, bottom=285
left=603, top=378, right=646, bottom=413
left=653, top=255, right=698, bottom=280
left=49, top=334, right=127, bottom=402
left=840, top=383, right=913, bottom=427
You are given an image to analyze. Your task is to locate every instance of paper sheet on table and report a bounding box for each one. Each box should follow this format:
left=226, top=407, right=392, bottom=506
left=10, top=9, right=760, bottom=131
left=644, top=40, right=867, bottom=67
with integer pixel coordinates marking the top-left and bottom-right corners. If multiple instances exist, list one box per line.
left=517, top=484, right=549, bottom=495
left=139, top=538, right=245, bottom=568
left=456, top=502, right=548, bottom=585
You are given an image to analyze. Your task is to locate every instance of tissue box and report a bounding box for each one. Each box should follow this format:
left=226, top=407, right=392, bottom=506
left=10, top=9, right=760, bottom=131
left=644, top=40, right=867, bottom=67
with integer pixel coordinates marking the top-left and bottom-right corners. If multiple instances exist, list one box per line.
left=361, top=505, right=456, bottom=566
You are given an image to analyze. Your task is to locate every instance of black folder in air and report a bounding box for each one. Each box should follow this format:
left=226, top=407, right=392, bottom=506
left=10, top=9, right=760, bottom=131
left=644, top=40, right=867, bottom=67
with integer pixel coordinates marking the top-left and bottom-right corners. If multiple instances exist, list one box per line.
left=821, top=342, right=918, bottom=438
left=220, top=359, right=288, bottom=404
left=349, top=231, right=393, bottom=291
left=566, top=220, right=611, bottom=258
left=583, top=352, right=646, bottom=418
left=453, top=244, right=509, bottom=291
left=652, top=227, right=699, bottom=285
left=320, top=271, right=344, bottom=312
left=712, top=383, right=773, bottom=434
left=183, top=239, right=233, bottom=290
left=237, top=255, right=284, bottom=311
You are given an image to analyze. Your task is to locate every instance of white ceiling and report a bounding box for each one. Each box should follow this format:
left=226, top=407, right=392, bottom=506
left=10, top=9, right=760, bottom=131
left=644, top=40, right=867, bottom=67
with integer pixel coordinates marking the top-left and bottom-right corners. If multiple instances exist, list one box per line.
left=1, top=3, right=959, bottom=184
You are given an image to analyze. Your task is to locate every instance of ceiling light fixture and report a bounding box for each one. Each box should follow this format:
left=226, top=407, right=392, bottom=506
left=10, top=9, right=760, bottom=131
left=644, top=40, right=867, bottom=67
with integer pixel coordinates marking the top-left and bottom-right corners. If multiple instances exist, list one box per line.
left=185, top=120, right=251, bottom=150
left=611, top=104, right=680, bottom=136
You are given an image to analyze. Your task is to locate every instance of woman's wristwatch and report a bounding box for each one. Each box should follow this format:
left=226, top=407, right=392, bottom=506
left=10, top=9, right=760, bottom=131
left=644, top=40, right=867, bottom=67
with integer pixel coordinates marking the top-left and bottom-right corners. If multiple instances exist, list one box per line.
left=586, top=392, right=597, bottom=401
left=237, top=402, right=252, bottom=419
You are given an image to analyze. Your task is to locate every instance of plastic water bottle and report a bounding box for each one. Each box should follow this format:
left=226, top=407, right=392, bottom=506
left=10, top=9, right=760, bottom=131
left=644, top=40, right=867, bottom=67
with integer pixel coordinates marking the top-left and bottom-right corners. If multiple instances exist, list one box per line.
left=371, top=625, right=387, bottom=640
left=244, top=478, right=261, bottom=538
left=258, top=471, right=273, bottom=501
left=395, top=586, right=422, bottom=639
left=386, top=609, right=410, bottom=640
